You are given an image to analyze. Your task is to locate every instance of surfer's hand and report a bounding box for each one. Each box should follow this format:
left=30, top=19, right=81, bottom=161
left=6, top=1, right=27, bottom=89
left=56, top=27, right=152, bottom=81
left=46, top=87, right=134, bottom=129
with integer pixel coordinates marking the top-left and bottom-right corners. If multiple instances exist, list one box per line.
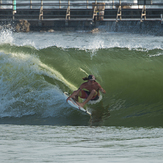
left=66, top=97, right=70, bottom=102
left=100, top=88, right=106, bottom=94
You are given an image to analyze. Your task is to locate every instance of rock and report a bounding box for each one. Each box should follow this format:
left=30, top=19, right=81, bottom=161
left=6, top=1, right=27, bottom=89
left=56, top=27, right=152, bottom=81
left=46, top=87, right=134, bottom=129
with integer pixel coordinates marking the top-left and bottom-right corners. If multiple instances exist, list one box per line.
left=15, top=24, right=21, bottom=32
left=15, top=20, right=30, bottom=32
left=48, top=29, right=55, bottom=33
left=90, top=28, right=99, bottom=33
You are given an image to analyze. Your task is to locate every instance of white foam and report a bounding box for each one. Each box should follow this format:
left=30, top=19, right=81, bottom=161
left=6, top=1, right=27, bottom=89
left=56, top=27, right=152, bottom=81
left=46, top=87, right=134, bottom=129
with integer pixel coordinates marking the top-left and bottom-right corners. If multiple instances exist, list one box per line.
left=0, top=28, right=14, bottom=44
left=1, top=28, right=163, bottom=51
left=149, top=53, right=163, bottom=57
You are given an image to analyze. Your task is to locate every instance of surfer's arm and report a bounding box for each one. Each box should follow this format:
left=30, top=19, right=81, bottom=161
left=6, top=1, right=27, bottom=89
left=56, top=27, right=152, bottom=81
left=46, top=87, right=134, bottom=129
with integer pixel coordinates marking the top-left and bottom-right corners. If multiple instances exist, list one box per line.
left=100, top=87, right=106, bottom=94
left=99, top=84, right=106, bottom=94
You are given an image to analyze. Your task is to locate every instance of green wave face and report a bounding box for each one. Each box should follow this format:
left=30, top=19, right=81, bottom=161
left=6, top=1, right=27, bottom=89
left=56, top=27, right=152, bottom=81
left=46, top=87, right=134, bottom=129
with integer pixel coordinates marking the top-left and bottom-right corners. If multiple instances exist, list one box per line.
left=0, top=31, right=163, bottom=127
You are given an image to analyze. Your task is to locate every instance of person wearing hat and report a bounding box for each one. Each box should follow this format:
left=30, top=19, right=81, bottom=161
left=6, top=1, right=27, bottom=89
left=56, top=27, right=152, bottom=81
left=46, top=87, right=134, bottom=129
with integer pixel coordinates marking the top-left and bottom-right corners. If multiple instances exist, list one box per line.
left=66, top=75, right=106, bottom=108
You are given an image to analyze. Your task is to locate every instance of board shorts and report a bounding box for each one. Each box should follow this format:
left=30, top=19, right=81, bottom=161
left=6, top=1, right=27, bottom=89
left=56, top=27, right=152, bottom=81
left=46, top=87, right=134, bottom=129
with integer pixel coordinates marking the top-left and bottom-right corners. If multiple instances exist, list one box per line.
left=79, top=90, right=99, bottom=101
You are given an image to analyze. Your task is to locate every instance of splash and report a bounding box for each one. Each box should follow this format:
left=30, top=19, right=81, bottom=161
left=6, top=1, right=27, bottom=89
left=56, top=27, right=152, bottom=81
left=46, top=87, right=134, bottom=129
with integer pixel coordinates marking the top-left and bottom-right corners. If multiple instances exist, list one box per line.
left=0, top=27, right=14, bottom=44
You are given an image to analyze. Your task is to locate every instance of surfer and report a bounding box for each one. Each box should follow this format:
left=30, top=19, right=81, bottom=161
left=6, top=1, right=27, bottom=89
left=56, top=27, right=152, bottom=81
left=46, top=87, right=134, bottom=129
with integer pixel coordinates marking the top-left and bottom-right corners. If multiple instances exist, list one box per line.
left=66, top=75, right=106, bottom=108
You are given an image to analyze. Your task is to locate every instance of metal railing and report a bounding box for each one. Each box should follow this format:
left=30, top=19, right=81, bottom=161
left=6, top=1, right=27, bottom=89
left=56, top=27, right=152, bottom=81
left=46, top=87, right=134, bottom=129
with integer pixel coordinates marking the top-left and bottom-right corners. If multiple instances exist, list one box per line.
left=0, top=0, right=163, bottom=22
left=1, top=0, right=163, bottom=9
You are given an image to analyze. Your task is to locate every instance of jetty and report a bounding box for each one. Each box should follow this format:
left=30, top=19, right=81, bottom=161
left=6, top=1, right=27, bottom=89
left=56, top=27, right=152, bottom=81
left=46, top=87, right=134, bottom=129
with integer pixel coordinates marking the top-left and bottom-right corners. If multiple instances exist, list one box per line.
left=0, top=0, right=163, bottom=33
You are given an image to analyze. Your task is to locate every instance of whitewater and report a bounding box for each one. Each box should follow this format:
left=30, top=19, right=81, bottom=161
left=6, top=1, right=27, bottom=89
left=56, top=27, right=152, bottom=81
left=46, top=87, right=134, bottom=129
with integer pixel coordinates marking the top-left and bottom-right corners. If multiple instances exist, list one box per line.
left=0, top=27, right=163, bottom=163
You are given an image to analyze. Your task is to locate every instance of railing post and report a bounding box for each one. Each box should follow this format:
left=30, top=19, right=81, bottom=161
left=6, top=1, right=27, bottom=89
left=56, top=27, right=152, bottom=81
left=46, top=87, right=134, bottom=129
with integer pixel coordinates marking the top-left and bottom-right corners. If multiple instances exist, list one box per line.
left=161, top=14, right=163, bottom=24
left=13, top=0, right=16, bottom=11
left=116, top=0, right=122, bottom=22
left=68, top=0, right=70, bottom=7
left=30, top=0, right=32, bottom=9
left=0, top=0, right=2, bottom=9
left=66, top=0, right=70, bottom=20
left=13, top=0, right=16, bottom=20
left=92, top=0, right=98, bottom=22
left=68, top=0, right=70, bottom=19
left=140, top=5, right=146, bottom=22
left=112, top=0, right=114, bottom=9
left=41, top=0, right=43, bottom=7
left=59, top=0, right=61, bottom=9
left=86, top=0, right=88, bottom=9
left=39, top=0, right=43, bottom=20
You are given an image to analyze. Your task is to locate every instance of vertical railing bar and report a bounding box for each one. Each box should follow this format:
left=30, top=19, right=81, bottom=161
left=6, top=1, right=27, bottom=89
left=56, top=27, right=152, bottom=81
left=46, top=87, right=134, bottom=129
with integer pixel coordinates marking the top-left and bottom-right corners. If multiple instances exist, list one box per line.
left=86, top=0, right=88, bottom=9
left=41, top=0, right=43, bottom=8
left=13, top=0, right=16, bottom=20
left=30, top=0, right=32, bottom=9
left=0, top=0, right=2, bottom=9
left=112, top=0, right=114, bottom=9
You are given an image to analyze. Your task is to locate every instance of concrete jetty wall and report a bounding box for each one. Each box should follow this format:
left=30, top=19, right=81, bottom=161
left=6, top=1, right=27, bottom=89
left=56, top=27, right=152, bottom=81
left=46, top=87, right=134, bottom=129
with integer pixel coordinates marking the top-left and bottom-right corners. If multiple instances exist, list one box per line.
left=0, top=0, right=163, bottom=34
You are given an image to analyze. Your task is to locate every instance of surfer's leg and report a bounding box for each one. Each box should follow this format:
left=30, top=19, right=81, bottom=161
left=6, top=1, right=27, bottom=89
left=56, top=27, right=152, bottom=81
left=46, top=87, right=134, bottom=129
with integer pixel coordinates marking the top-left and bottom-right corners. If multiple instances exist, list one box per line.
left=67, top=90, right=80, bottom=102
left=72, top=95, right=78, bottom=102
left=76, top=89, right=97, bottom=108
left=71, top=90, right=87, bottom=102
left=78, top=90, right=88, bottom=99
left=71, top=90, right=88, bottom=103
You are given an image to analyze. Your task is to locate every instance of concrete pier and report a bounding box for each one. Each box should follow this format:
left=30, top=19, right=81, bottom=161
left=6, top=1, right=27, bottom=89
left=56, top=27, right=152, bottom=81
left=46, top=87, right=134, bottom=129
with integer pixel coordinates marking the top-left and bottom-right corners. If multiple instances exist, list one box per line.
left=0, top=0, right=163, bottom=34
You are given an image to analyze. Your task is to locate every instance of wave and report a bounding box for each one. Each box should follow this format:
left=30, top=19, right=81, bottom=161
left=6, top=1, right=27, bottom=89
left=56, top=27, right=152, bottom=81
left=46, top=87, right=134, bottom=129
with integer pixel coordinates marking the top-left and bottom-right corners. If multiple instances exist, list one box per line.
left=1, top=27, right=163, bottom=51
left=0, top=36, right=163, bottom=126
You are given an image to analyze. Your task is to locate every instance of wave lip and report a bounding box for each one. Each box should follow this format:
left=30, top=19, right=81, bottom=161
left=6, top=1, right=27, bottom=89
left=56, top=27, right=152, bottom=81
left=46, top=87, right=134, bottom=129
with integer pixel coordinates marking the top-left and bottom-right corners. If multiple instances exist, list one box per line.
left=1, top=28, right=163, bottom=50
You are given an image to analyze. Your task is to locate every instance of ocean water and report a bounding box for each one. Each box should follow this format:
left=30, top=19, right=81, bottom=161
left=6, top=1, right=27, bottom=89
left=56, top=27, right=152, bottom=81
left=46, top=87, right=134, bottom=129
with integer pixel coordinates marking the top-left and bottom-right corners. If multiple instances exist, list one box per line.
left=0, top=27, right=163, bottom=162
left=0, top=125, right=163, bottom=163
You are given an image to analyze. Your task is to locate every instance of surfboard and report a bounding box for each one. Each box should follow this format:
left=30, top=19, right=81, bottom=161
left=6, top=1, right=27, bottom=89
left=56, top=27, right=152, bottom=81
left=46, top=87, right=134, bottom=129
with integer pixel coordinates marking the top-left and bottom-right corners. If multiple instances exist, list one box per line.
left=64, top=92, right=91, bottom=116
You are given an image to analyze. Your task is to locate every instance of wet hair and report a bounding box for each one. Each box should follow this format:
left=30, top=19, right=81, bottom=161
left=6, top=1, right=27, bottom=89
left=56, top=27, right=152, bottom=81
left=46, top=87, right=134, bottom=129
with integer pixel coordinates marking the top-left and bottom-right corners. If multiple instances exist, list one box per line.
left=82, top=77, right=89, bottom=81
left=82, top=75, right=96, bottom=81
